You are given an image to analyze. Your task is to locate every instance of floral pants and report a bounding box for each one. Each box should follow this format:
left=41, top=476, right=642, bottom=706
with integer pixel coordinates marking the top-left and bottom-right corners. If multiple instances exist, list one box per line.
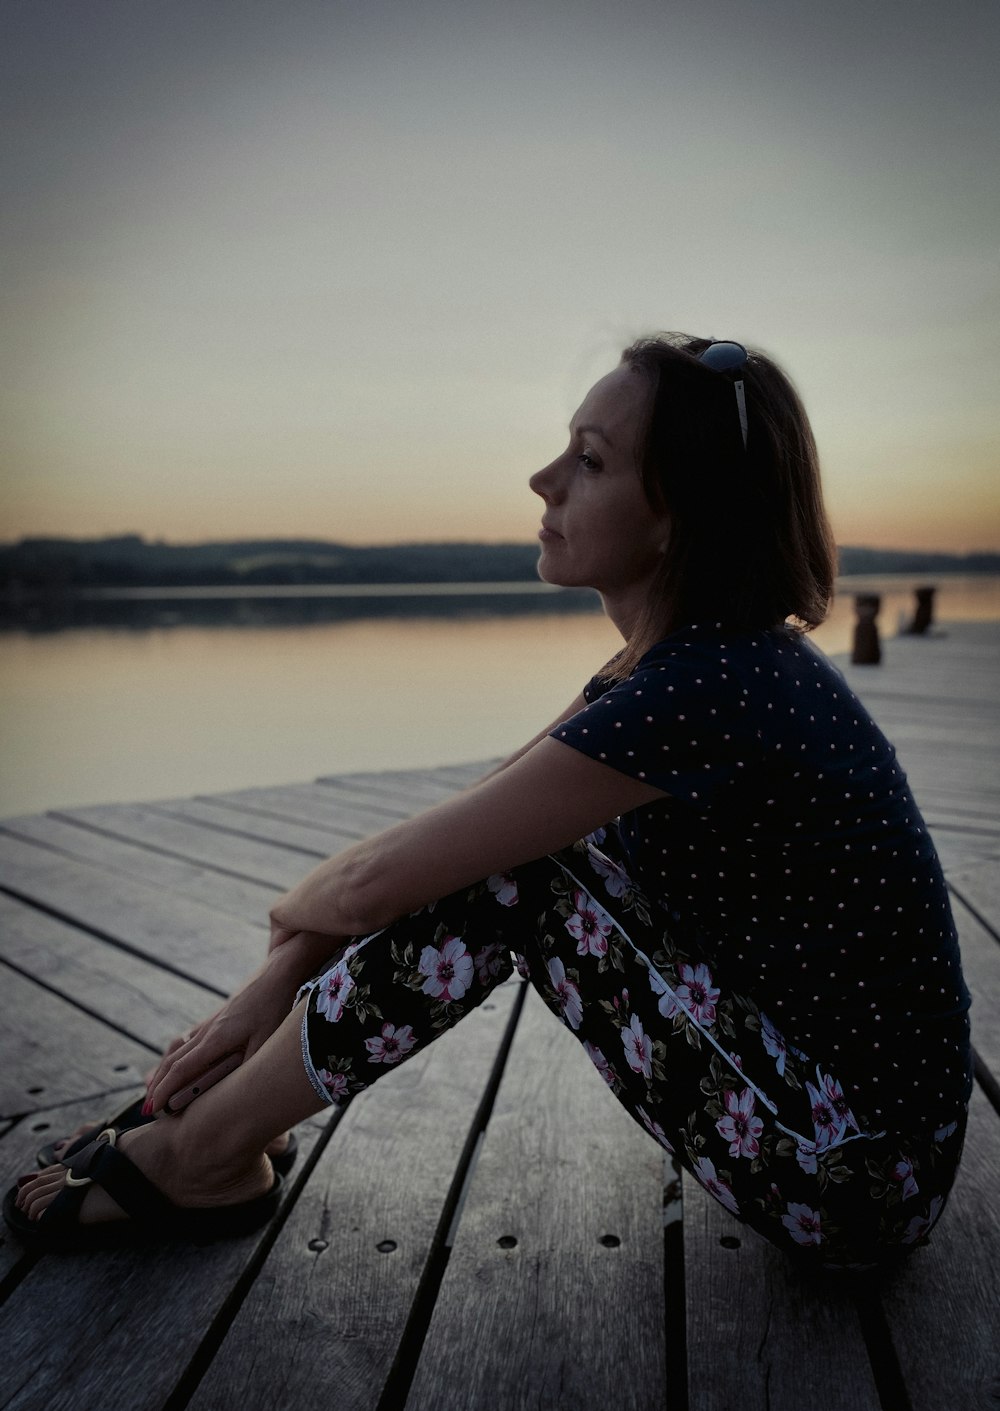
left=297, top=833, right=967, bottom=1271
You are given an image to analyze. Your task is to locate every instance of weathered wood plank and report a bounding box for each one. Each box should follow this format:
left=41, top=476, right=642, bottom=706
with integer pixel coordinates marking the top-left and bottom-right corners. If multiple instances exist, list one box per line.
left=0, top=963, right=153, bottom=1118
left=0, top=893, right=214, bottom=1051
left=879, top=1086, right=1000, bottom=1411
left=0, top=1111, right=330, bottom=1411
left=682, top=1174, right=881, bottom=1411
left=331, top=762, right=496, bottom=791
left=406, top=989, right=667, bottom=1411
left=156, top=795, right=361, bottom=852
left=923, top=789, right=1000, bottom=822
left=949, top=860, right=1000, bottom=943
left=952, top=895, right=1000, bottom=1089
left=0, top=832, right=265, bottom=992
left=933, top=832, right=1000, bottom=875
left=920, top=810, right=1000, bottom=839
left=2, top=812, right=280, bottom=922
left=204, top=784, right=412, bottom=835
left=54, top=802, right=318, bottom=889
left=188, top=984, right=521, bottom=1411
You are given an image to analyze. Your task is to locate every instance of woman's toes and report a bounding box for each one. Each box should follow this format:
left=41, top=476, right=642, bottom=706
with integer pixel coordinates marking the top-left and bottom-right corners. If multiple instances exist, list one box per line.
left=19, top=1168, right=62, bottom=1219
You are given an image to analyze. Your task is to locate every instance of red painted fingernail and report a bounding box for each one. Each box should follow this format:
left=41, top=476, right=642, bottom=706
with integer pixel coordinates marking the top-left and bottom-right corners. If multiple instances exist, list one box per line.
left=141, top=1099, right=153, bottom=1116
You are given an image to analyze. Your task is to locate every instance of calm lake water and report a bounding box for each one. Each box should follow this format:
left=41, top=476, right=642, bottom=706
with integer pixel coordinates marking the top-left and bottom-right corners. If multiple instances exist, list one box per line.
left=3, top=574, right=998, bottom=819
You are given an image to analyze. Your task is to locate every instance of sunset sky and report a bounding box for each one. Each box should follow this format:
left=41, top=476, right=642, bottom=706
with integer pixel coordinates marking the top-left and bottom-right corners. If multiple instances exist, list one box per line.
left=3, top=0, right=998, bottom=553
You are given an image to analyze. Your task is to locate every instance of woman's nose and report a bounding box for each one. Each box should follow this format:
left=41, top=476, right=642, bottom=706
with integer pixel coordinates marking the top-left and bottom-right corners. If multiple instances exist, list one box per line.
left=529, top=459, right=561, bottom=501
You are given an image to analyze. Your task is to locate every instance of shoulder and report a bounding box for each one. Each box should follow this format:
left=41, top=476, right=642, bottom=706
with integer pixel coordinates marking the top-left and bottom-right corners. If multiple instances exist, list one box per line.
left=588, top=623, right=780, bottom=712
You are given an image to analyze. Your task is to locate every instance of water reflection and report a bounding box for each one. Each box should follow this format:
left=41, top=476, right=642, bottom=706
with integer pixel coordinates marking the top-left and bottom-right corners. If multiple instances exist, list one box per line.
left=2, top=575, right=997, bottom=819
left=0, top=583, right=600, bottom=635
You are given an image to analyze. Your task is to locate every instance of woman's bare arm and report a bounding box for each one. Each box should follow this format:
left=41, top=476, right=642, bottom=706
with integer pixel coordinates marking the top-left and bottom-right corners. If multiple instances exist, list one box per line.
left=470, top=692, right=588, bottom=784
left=269, top=735, right=666, bottom=938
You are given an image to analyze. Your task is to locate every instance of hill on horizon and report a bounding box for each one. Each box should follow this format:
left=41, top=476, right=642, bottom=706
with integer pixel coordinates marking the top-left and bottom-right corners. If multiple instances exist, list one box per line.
left=1, top=534, right=998, bottom=591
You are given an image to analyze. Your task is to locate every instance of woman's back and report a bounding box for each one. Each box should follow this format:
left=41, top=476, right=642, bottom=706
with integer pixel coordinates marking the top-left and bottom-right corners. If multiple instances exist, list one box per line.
left=552, top=622, right=973, bottom=1133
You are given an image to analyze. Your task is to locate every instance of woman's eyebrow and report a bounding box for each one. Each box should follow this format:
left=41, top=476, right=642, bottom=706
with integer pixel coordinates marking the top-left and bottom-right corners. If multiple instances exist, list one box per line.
left=571, top=422, right=614, bottom=447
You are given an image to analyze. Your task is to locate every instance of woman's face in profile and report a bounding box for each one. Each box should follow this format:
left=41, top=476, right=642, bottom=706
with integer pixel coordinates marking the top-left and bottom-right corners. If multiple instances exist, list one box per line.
left=530, top=364, right=669, bottom=602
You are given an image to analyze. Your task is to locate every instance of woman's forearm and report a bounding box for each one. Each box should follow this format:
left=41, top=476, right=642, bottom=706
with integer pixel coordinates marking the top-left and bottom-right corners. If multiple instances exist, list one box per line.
left=269, top=928, right=351, bottom=983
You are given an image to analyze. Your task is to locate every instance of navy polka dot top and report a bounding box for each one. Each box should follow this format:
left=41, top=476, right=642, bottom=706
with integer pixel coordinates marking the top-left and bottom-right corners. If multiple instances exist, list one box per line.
left=552, top=623, right=973, bottom=1132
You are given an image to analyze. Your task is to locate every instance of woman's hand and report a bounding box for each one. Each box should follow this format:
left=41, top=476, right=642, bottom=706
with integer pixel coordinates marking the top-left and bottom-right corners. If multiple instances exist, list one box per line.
left=145, top=932, right=345, bottom=1114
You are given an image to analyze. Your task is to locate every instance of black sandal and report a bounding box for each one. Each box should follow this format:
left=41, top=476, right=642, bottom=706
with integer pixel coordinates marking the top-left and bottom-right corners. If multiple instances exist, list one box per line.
left=6, top=1129, right=283, bottom=1251
left=37, top=1107, right=299, bottom=1176
left=35, top=1099, right=149, bottom=1169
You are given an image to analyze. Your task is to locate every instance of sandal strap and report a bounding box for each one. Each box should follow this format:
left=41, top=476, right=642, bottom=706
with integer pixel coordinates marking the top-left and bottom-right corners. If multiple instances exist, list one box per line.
left=62, top=1132, right=177, bottom=1224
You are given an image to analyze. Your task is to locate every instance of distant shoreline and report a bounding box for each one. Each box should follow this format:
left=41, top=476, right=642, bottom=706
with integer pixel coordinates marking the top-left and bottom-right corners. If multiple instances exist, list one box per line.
left=6, top=569, right=998, bottom=603
left=1, top=534, right=998, bottom=595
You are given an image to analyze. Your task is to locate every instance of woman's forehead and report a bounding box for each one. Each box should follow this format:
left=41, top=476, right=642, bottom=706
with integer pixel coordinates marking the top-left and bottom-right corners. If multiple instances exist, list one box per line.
left=572, top=364, right=651, bottom=439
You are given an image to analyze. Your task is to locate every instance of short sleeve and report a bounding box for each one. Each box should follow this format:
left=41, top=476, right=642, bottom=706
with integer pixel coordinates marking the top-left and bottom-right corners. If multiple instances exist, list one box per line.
left=551, top=640, right=760, bottom=808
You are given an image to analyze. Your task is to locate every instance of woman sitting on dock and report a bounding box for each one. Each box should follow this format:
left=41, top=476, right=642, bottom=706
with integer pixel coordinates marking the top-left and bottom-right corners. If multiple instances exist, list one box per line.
left=8, top=333, right=973, bottom=1269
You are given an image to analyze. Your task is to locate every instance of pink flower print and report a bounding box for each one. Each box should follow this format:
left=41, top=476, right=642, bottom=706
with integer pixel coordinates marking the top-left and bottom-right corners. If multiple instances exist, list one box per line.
left=315, top=962, right=355, bottom=1023
left=587, top=847, right=632, bottom=898
left=675, top=962, right=719, bottom=1025
left=316, top=1068, right=348, bottom=1101
left=933, top=1121, right=958, bottom=1142
left=547, top=957, right=583, bottom=1030
left=418, top=935, right=474, bottom=1001
left=487, top=872, right=519, bottom=907
left=760, top=1012, right=788, bottom=1076
left=365, top=1022, right=417, bottom=1064
left=782, top=1202, right=824, bottom=1246
left=565, top=889, right=613, bottom=958
left=902, top=1194, right=944, bottom=1245
left=692, top=1156, right=739, bottom=1215
left=892, top=1158, right=920, bottom=1202
left=473, top=942, right=508, bottom=986
left=716, top=1087, right=764, bottom=1159
left=622, top=1013, right=653, bottom=1078
left=817, top=1070, right=859, bottom=1132
left=636, top=1105, right=675, bottom=1152
left=648, top=968, right=681, bottom=1019
left=583, top=1041, right=616, bottom=1088
left=583, top=826, right=607, bottom=847
left=805, top=1078, right=847, bottom=1146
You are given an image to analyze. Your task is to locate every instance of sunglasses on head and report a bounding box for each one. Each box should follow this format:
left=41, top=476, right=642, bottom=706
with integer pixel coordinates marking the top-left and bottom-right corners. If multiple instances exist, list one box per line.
left=698, top=340, right=749, bottom=449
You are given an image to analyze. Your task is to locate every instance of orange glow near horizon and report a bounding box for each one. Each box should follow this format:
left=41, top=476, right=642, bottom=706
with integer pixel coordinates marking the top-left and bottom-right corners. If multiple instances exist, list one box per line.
left=3, top=3, right=998, bottom=559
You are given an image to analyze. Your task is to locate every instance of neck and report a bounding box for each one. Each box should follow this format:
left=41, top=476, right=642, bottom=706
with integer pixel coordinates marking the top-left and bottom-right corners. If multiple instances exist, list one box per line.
left=599, top=580, right=655, bottom=643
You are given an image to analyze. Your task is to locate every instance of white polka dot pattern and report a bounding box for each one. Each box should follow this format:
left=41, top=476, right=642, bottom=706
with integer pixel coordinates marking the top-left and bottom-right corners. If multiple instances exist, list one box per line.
left=551, top=623, right=972, bottom=1129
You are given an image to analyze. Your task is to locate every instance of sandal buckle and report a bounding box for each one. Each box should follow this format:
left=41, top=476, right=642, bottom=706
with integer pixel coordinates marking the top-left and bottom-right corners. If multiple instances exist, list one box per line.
left=65, top=1127, right=117, bottom=1187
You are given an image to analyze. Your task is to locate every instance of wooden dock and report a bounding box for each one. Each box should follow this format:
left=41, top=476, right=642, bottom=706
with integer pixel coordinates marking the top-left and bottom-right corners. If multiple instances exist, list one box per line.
left=1, top=621, right=998, bottom=1410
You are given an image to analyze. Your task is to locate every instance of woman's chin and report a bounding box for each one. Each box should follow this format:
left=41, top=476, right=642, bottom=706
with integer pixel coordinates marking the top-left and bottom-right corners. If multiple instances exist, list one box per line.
left=536, top=545, right=575, bottom=588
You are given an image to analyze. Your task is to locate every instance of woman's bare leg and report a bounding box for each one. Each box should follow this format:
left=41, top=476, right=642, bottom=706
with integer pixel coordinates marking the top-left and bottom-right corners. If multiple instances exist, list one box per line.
left=16, top=1000, right=322, bottom=1224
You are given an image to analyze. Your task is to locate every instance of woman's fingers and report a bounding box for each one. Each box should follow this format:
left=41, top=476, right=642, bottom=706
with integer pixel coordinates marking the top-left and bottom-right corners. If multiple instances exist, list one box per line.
left=145, top=1029, right=203, bottom=1100
left=147, top=1029, right=235, bottom=1113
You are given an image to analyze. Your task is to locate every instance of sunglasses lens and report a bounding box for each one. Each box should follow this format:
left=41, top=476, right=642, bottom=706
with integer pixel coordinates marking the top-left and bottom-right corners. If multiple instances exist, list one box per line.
left=699, top=341, right=748, bottom=372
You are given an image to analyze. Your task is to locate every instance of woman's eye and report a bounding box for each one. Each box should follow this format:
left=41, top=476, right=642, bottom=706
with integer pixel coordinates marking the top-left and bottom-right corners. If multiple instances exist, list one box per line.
left=578, top=450, right=602, bottom=471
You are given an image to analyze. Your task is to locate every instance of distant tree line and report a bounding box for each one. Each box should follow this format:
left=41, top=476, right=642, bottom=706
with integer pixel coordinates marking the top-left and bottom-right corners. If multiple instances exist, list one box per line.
left=0, top=534, right=997, bottom=592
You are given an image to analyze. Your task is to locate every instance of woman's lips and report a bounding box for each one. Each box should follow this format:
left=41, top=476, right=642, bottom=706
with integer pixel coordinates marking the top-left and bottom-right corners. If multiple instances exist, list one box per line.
left=538, top=524, right=563, bottom=541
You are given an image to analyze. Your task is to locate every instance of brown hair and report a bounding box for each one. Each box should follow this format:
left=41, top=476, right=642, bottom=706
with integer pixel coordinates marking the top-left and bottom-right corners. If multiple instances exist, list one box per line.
left=608, top=332, right=837, bottom=678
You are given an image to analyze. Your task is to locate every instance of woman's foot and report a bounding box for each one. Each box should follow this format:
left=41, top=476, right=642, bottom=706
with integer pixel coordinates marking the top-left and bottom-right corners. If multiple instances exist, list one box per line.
left=49, top=1119, right=292, bottom=1164
left=16, top=1119, right=274, bottom=1228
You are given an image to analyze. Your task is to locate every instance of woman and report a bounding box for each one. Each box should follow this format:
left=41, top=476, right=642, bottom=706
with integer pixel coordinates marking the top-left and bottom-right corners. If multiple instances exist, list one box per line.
left=7, top=333, right=972, bottom=1268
